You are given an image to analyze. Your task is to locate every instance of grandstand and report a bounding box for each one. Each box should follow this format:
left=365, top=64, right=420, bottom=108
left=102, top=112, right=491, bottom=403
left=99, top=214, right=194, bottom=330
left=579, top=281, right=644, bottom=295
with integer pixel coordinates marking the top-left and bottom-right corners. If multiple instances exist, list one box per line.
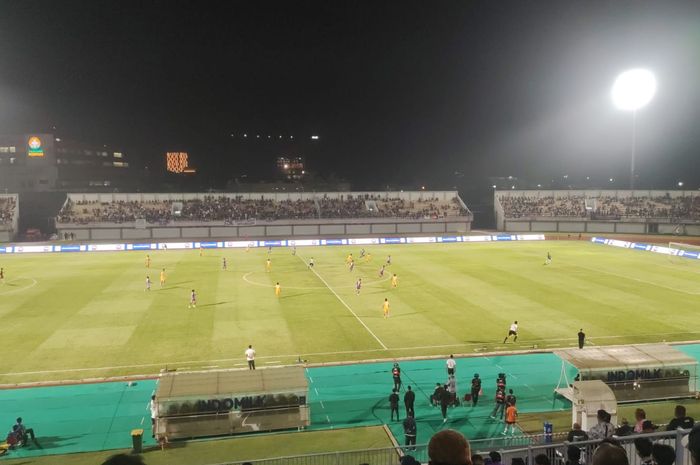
left=55, top=191, right=472, bottom=240
left=0, top=193, right=18, bottom=242
left=496, top=190, right=700, bottom=235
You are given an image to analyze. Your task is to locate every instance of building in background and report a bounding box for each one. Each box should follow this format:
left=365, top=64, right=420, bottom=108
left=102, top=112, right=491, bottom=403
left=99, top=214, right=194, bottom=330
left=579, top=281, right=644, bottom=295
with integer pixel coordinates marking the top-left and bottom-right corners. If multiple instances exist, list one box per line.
left=0, top=134, right=138, bottom=192
left=276, top=156, right=305, bottom=181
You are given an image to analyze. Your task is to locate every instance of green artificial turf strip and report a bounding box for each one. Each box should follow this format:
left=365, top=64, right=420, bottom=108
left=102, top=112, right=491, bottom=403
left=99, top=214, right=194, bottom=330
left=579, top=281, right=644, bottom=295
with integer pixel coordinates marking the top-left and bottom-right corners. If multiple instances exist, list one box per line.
left=0, top=426, right=393, bottom=465
left=1, top=241, right=700, bottom=384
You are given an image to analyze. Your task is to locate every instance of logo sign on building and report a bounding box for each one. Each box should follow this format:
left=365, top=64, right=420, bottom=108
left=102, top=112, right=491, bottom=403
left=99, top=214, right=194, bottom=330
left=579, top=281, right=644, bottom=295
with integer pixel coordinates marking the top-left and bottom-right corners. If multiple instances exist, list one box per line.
left=28, top=136, right=44, bottom=157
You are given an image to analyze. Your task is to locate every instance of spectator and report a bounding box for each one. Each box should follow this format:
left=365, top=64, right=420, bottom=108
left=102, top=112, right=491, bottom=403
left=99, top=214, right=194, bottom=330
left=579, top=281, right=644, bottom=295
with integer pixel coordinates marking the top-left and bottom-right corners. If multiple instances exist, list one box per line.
left=592, top=442, right=629, bottom=465
left=428, top=429, right=470, bottom=465
left=534, top=455, right=550, bottom=465
left=401, top=456, right=421, bottom=465
left=641, top=420, right=656, bottom=433
left=652, top=444, right=676, bottom=465
left=472, top=454, right=485, bottom=465
left=615, top=418, right=634, bottom=436
left=566, top=445, right=582, bottom=465
left=512, top=458, right=525, bottom=465
left=13, top=417, right=35, bottom=445
left=689, top=424, right=700, bottom=465
left=488, top=451, right=503, bottom=465
left=102, top=454, right=146, bottom=465
left=634, top=437, right=654, bottom=465
left=667, top=405, right=694, bottom=431
left=634, top=408, right=647, bottom=433
left=403, top=414, right=417, bottom=450
left=589, top=409, right=614, bottom=440
left=567, top=422, right=588, bottom=442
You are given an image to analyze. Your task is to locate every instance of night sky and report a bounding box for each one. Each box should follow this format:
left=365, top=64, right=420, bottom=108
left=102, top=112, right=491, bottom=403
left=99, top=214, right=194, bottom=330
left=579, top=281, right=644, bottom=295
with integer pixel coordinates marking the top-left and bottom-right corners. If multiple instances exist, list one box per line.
left=1, top=0, right=700, bottom=190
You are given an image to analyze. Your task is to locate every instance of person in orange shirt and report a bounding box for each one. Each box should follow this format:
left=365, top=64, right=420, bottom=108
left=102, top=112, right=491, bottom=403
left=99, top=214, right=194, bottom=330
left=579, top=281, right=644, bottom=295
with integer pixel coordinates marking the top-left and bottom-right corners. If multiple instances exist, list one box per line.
left=275, top=282, right=281, bottom=297
left=503, top=403, right=518, bottom=435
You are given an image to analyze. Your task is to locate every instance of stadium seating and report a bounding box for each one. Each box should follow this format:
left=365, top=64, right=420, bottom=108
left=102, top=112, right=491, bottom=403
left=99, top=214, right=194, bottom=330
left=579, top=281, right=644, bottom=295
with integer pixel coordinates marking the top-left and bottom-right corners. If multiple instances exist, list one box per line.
left=0, top=197, right=17, bottom=225
left=56, top=194, right=469, bottom=224
left=499, top=193, right=700, bottom=220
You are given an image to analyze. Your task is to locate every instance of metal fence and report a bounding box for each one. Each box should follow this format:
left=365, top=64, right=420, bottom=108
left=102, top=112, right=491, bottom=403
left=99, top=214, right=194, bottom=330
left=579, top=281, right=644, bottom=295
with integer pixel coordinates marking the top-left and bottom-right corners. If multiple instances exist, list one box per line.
left=213, top=429, right=693, bottom=465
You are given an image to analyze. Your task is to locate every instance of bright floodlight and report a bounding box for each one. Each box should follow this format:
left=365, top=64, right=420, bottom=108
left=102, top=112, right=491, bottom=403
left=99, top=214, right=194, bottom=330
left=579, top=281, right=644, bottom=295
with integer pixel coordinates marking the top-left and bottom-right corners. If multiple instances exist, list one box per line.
left=611, top=69, right=656, bottom=111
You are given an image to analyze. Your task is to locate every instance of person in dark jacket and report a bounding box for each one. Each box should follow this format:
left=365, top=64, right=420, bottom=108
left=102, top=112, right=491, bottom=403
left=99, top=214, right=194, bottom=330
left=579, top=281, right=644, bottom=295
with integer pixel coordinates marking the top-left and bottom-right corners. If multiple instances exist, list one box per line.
left=471, top=374, right=482, bottom=407
left=403, top=414, right=417, bottom=450
left=578, top=329, right=586, bottom=349
left=490, top=387, right=506, bottom=420
left=440, top=385, right=451, bottom=422
left=404, top=385, right=415, bottom=417
left=431, top=383, right=444, bottom=406
left=567, top=422, right=589, bottom=442
left=392, top=363, right=402, bottom=391
left=390, top=389, right=400, bottom=421
left=666, top=405, right=695, bottom=431
left=505, top=389, right=516, bottom=406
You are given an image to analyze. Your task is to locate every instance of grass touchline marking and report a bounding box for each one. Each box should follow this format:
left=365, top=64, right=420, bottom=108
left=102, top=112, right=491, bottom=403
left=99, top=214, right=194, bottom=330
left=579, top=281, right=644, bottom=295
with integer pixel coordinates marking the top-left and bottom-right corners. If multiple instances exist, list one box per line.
left=296, top=254, right=388, bottom=350
left=3, top=331, right=700, bottom=377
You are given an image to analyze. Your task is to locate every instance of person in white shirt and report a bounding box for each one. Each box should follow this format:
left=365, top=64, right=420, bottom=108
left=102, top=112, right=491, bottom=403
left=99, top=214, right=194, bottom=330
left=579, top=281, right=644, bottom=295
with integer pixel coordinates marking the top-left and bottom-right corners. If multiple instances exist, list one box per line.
left=503, top=321, right=518, bottom=343
left=245, top=345, right=256, bottom=370
left=446, top=355, right=457, bottom=375
left=148, top=395, right=158, bottom=438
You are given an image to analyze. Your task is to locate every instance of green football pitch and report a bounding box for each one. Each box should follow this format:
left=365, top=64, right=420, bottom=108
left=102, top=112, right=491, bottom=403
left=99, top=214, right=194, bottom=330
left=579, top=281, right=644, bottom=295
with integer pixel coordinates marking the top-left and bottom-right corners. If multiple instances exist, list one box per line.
left=1, top=240, right=699, bottom=384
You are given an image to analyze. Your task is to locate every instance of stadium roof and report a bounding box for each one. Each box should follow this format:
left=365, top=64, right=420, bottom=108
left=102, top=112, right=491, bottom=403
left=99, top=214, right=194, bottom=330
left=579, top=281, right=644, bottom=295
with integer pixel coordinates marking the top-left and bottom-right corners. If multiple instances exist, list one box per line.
left=157, top=366, right=307, bottom=400
left=554, top=344, right=696, bottom=371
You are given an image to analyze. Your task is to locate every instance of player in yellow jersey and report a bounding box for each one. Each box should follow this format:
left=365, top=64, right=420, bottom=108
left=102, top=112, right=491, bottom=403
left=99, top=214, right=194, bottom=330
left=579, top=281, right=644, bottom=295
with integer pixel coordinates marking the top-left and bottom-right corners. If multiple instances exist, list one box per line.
left=391, top=274, right=398, bottom=288
left=275, top=282, right=281, bottom=297
left=346, top=253, right=353, bottom=264
left=199, top=246, right=203, bottom=257
left=160, top=268, right=166, bottom=287
left=266, top=258, right=272, bottom=272
left=383, top=298, right=390, bottom=319
left=145, top=254, right=151, bottom=268
left=366, top=253, right=372, bottom=262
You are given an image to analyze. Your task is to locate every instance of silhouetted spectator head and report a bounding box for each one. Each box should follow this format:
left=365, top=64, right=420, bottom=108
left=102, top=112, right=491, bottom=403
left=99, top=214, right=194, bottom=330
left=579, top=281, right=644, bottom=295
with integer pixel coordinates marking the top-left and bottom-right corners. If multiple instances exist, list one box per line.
left=634, top=437, right=653, bottom=459
left=652, top=444, right=676, bottom=465
left=593, top=442, right=629, bottom=465
left=101, top=454, right=146, bottom=465
left=472, top=454, right=485, bottom=465
left=567, top=445, right=582, bottom=463
left=676, top=405, right=688, bottom=418
left=635, top=408, right=647, bottom=422
left=428, top=429, right=471, bottom=465
left=401, top=455, right=421, bottom=465
left=534, top=454, right=550, bottom=465
left=687, top=424, right=700, bottom=465
left=642, top=420, right=656, bottom=433
left=512, top=458, right=525, bottom=465
left=488, top=451, right=502, bottom=464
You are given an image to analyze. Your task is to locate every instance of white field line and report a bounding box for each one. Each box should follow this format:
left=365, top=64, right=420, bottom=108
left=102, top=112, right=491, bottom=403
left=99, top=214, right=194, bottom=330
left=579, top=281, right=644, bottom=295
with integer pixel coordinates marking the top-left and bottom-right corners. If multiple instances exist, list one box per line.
left=576, top=263, right=700, bottom=295
left=295, top=254, right=388, bottom=350
left=3, top=331, right=700, bottom=378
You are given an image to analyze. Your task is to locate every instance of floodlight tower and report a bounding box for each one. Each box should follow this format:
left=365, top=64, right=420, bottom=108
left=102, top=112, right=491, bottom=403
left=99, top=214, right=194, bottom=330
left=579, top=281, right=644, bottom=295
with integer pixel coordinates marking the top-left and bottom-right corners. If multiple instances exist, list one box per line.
left=611, top=69, right=657, bottom=189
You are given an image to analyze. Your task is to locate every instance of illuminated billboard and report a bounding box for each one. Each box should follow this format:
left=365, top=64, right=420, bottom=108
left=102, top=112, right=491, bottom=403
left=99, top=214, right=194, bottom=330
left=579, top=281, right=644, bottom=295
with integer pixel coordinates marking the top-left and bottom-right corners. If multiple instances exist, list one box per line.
left=28, top=136, right=44, bottom=157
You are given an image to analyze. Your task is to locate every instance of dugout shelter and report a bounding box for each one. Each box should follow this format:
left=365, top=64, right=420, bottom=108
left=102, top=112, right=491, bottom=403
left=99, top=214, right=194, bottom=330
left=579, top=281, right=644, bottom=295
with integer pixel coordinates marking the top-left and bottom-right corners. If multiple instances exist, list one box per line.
left=554, top=344, right=697, bottom=403
left=155, top=367, right=309, bottom=441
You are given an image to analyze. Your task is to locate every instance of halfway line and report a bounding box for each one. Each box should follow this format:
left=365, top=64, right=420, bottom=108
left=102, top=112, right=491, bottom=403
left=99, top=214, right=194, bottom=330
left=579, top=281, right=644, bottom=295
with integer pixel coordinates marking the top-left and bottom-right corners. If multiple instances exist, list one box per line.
left=296, top=254, right=388, bottom=350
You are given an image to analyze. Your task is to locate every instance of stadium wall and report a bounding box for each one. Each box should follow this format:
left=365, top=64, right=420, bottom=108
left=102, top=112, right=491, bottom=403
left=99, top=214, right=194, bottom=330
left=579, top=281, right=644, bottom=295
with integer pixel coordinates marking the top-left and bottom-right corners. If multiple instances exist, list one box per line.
left=56, top=217, right=471, bottom=241
left=495, top=190, right=700, bottom=235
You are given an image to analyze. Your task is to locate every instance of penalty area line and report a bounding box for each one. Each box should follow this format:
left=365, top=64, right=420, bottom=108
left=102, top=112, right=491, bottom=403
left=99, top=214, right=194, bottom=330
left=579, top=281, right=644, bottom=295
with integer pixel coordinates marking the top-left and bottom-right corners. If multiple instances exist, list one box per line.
left=296, top=254, right=388, bottom=350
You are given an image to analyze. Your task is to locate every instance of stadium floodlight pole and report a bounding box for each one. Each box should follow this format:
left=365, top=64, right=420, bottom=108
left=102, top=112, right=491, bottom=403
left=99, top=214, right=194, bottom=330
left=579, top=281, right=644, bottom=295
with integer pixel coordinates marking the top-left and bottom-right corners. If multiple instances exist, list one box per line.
left=611, top=69, right=657, bottom=190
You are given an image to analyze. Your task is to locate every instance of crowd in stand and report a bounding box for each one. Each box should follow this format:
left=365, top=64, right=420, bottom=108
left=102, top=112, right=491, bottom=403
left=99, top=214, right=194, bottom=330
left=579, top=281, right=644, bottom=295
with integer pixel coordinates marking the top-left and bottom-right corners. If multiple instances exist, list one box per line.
left=500, top=194, right=700, bottom=220
left=56, top=195, right=468, bottom=224
left=0, top=197, right=16, bottom=225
